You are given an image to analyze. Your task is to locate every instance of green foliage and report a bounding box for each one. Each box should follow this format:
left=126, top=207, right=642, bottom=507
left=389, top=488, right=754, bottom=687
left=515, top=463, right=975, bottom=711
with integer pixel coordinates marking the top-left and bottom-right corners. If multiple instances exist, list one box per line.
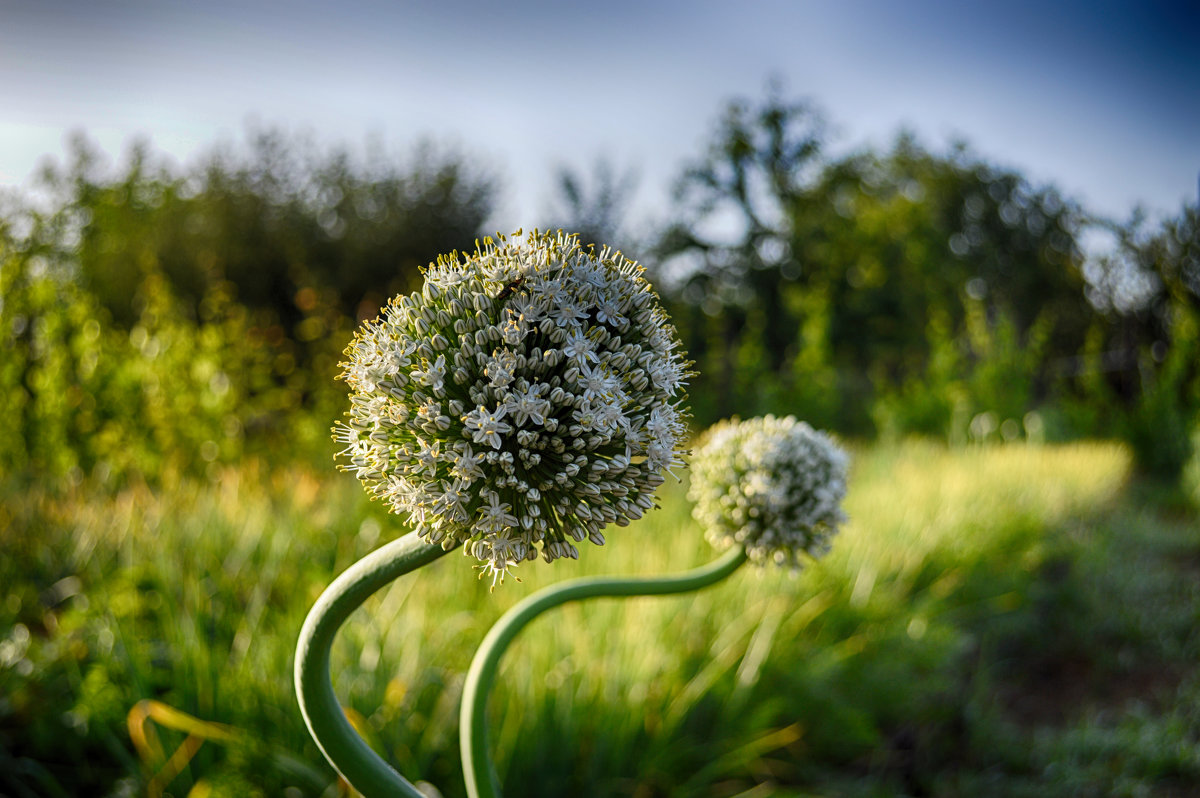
left=4, top=99, right=1198, bottom=485
left=28, top=131, right=495, bottom=329
left=0, top=242, right=343, bottom=483
left=1122, top=342, right=1197, bottom=481
left=659, top=90, right=1095, bottom=439
left=0, top=130, right=497, bottom=484
left=9, top=442, right=1200, bottom=797
left=1075, top=206, right=1200, bottom=479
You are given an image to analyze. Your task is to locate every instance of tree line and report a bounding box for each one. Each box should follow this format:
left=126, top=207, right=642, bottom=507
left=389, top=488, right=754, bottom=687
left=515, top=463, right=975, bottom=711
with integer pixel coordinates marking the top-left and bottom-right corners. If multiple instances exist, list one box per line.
left=1, top=91, right=1197, bottom=485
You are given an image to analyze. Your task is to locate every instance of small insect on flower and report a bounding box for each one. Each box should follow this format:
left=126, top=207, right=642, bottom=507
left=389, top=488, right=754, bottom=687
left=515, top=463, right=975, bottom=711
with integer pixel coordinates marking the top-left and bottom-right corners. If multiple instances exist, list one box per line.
left=334, top=230, right=693, bottom=585
left=494, top=277, right=525, bottom=302
left=689, top=415, right=849, bottom=570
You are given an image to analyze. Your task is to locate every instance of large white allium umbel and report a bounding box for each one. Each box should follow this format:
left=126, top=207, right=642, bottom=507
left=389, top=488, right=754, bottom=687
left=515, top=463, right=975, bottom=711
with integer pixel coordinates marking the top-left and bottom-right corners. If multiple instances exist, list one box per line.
left=689, top=415, right=848, bottom=568
left=335, top=230, right=691, bottom=585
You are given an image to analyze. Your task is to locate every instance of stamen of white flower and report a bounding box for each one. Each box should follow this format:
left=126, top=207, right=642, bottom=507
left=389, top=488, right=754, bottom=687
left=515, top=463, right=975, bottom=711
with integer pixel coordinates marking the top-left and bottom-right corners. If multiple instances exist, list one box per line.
left=506, top=384, right=551, bottom=427
left=411, top=354, right=446, bottom=393
left=463, top=405, right=512, bottom=450
left=562, top=329, right=598, bottom=364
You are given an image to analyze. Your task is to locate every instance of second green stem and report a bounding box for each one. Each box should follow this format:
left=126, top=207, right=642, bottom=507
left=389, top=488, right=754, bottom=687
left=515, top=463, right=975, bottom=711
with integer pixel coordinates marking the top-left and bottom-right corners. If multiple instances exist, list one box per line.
left=459, top=544, right=749, bottom=798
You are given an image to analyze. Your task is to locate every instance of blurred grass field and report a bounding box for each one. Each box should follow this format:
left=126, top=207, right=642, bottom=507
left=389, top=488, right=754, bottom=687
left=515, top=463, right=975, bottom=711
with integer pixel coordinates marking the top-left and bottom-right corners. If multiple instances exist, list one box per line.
left=3, top=440, right=1200, bottom=797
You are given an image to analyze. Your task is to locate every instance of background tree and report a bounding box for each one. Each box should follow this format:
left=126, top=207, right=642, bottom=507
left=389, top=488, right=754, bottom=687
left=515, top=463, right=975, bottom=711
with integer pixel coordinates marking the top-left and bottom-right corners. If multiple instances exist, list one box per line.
left=657, top=90, right=828, bottom=425
left=542, top=156, right=640, bottom=256
left=27, top=129, right=495, bottom=337
left=659, top=89, right=1093, bottom=437
left=1082, top=205, right=1200, bottom=478
left=1, top=130, right=497, bottom=481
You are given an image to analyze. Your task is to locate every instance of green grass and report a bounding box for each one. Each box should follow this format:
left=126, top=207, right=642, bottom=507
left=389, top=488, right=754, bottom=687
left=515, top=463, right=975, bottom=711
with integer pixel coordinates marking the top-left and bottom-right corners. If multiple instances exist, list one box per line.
left=2, top=441, right=1199, bottom=797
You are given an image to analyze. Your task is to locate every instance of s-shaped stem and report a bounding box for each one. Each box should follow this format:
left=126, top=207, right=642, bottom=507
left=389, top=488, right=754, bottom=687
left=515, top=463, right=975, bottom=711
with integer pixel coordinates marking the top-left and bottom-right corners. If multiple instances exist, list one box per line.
left=460, top=545, right=748, bottom=798
left=295, top=532, right=453, bottom=798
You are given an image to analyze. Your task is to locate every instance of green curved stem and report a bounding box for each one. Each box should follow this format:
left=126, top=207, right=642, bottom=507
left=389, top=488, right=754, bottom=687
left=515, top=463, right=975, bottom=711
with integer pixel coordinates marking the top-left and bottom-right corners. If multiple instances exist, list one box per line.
left=295, top=531, right=453, bottom=798
left=460, top=544, right=749, bottom=798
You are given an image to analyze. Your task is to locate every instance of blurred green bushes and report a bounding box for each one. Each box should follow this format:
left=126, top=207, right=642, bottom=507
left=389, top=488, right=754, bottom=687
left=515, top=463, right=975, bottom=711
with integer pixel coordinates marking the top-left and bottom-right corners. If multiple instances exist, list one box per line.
left=1, top=90, right=1197, bottom=486
left=0, top=238, right=345, bottom=484
left=0, top=131, right=494, bottom=484
left=657, top=92, right=1199, bottom=480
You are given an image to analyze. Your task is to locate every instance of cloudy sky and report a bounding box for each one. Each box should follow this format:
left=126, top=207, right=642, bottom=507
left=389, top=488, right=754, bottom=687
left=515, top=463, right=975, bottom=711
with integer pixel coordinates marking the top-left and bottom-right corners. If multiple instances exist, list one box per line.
left=2, top=0, right=1196, bottom=232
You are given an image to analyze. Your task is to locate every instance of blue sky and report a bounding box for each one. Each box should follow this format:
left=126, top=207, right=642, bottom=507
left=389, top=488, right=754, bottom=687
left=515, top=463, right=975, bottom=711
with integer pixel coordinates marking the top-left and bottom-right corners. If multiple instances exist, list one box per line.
left=1, top=0, right=1196, bottom=232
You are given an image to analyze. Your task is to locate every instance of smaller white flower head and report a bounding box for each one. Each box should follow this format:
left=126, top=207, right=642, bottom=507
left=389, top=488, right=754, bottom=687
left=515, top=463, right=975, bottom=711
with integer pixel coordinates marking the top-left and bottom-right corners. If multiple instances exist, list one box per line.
left=688, top=415, right=849, bottom=569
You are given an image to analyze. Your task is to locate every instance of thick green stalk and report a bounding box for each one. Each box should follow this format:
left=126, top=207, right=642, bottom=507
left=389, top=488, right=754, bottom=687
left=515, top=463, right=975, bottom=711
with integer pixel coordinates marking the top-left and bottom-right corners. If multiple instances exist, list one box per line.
left=460, top=544, right=749, bottom=798
left=295, top=531, right=453, bottom=798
